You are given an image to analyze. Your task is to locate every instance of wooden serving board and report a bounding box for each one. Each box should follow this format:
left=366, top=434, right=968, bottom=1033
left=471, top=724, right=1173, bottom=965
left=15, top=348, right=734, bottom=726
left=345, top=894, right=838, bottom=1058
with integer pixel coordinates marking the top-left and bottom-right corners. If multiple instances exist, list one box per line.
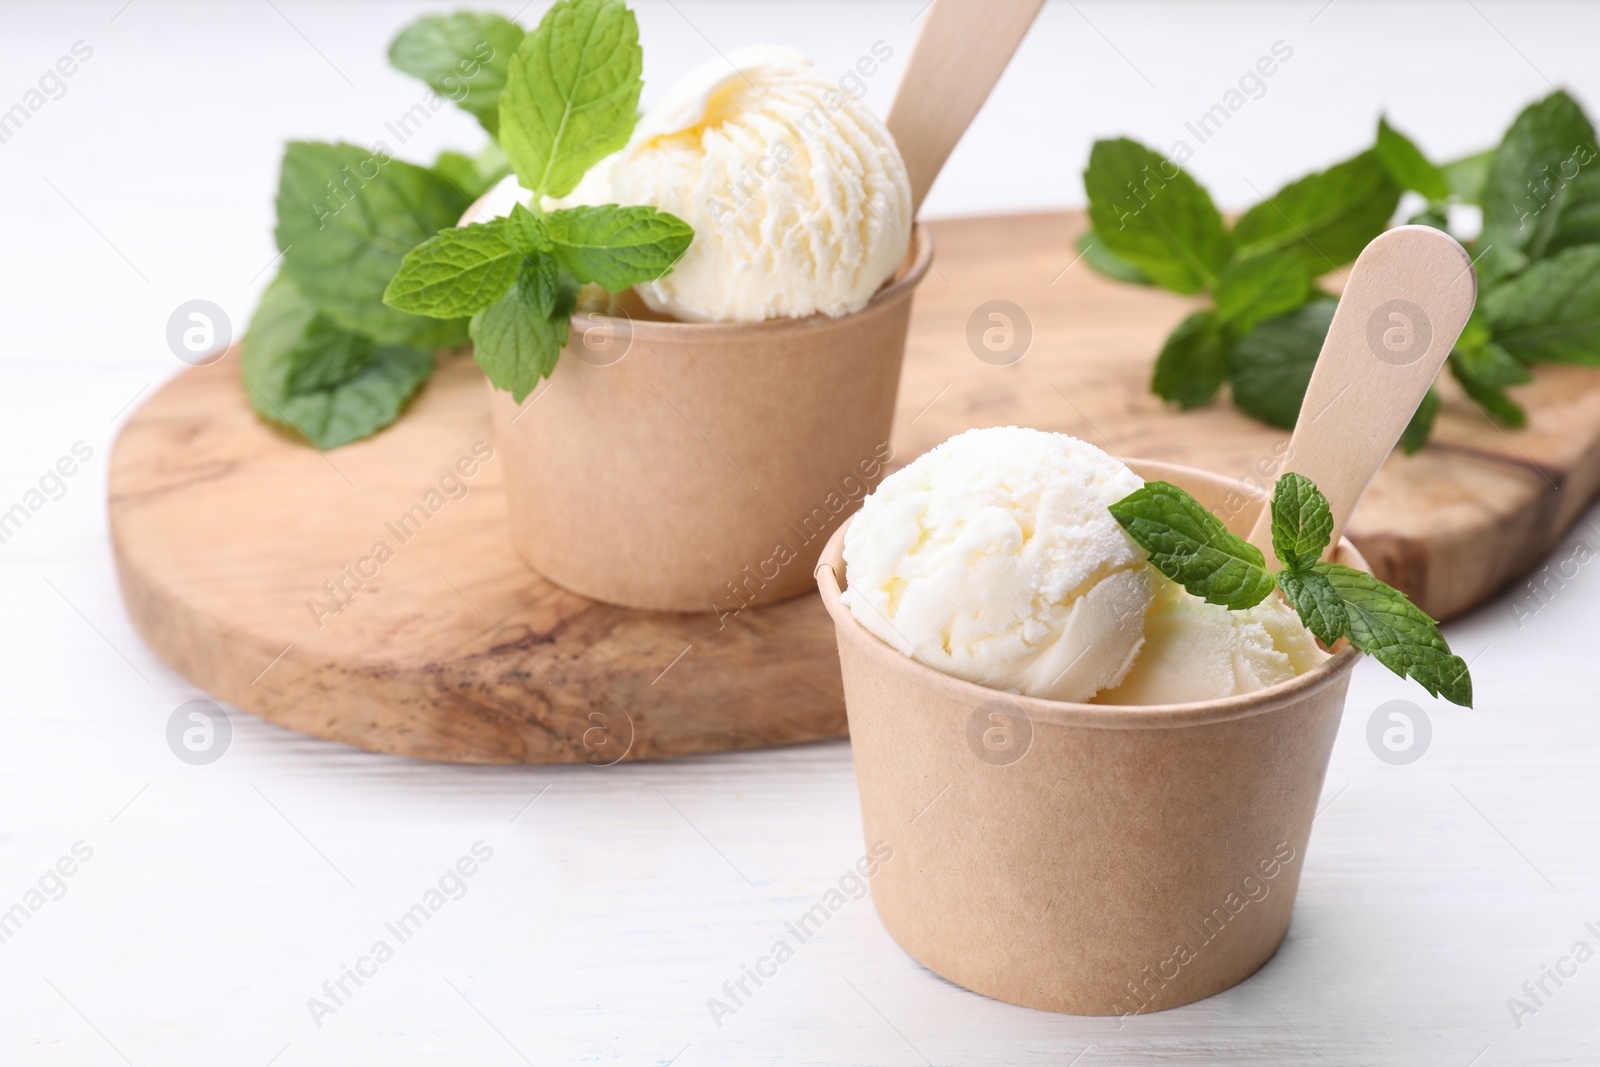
left=110, top=212, right=1600, bottom=763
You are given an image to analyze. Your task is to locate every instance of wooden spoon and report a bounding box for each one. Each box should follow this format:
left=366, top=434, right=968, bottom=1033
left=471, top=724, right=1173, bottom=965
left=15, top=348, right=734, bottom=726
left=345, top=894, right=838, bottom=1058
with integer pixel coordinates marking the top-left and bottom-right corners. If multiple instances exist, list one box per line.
left=1245, top=225, right=1478, bottom=561
left=887, top=0, right=1046, bottom=216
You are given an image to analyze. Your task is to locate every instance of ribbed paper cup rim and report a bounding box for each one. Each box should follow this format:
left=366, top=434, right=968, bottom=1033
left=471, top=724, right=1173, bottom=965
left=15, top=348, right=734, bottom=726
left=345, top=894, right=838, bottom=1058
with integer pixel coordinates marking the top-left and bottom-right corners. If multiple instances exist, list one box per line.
left=570, top=225, right=934, bottom=341
left=817, top=458, right=1365, bottom=731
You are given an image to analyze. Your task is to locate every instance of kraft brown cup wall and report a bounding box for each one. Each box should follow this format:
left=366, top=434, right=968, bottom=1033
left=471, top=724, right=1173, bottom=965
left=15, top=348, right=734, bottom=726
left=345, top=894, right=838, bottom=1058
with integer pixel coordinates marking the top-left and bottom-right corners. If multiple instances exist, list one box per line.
left=815, top=460, right=1366, bottom=1016
left=487, top=227, right=933, bottom=614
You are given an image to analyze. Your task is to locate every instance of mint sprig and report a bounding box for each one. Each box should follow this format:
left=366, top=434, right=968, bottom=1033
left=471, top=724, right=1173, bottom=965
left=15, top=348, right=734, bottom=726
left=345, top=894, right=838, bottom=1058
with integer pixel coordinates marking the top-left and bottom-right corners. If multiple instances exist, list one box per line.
left=1231, top=149, right=1401, bottom=277
left=274, top=141, right=474, bottom=348
left=1084, top=138, right=1232, bottom=294
left=1107, top=481, right=1276, bottom=609
left=382, top=0, right=693, bottom=404
left=382, top=197, right=690, bottom=401
left=240, top=3, right=689, bottom=446
left=499, top=0, right=643, bottom=201
left=388, top=12, right=525, bottom=137
left=1109, top=472, right=1472, bottom=706
left=243, top=274, right=434, bottom=449
left=1083, top=89, right=1600, bottom=453
left=383, top=222, right=523, bottom=318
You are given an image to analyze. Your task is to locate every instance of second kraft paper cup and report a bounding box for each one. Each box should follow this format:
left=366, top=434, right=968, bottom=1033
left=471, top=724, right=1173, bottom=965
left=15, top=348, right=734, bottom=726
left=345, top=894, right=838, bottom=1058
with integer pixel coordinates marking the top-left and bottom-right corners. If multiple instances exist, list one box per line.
left=487, top=226, right=933, bottom=615
left=815, top=459, right=1365, bottom=1016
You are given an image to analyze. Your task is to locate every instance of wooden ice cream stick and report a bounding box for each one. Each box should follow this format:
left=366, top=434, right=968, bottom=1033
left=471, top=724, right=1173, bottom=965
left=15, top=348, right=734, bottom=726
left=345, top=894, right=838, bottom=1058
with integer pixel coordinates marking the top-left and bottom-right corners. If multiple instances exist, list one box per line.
left=887, top=0, right=1045, bottom=217
left=1245, top=225, right=1478, bottom=562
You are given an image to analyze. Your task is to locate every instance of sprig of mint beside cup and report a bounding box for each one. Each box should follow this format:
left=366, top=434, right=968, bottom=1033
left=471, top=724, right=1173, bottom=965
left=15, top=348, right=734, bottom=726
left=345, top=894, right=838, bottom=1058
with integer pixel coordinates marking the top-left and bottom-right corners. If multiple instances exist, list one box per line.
left=1110, top=473, right=1472, bottom=707
left=241, top=3, right=689, bottom=445
left=243, top=11, right=526, bottom=448
left=1083, top=89, right=1600, bottom=453
left=383, top=0, right=694, bottom=404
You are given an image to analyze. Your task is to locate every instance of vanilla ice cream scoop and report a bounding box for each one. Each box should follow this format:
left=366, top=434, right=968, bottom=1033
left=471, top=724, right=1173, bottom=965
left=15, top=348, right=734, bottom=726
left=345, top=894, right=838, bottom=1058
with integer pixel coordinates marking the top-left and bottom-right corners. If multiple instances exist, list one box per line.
left=842, top=427, right=1155, bottom=703
left=1095, top=575, right=1330, bottom=706
left=603, top=45, right=912, bottom=322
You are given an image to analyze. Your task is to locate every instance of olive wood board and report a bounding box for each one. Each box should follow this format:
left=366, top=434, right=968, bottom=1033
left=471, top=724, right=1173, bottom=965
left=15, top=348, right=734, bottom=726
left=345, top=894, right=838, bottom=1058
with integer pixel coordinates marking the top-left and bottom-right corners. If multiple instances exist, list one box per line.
left=108, top=211, right=1600, bottom=763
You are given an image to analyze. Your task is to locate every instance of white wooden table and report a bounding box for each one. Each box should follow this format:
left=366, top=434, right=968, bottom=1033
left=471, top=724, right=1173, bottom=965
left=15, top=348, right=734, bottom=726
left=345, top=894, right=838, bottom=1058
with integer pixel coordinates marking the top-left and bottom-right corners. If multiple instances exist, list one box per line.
left=3, top=2, right=1598, bottom=1063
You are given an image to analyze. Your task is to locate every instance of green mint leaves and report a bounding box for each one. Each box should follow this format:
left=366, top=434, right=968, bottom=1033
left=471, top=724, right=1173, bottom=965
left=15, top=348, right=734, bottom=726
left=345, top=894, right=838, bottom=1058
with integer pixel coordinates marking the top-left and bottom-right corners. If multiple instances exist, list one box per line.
left=383, top=200, right=690, bottom=401
left=540, top=206, right=694, bottom=291
left=388, top=12, right=525, bottom=136
left=1084, top=139, right=1232, bottom=293
left=243, top=4, right=524, bottom=448
left=243, top=274, right=435, bottom=449
left=1109, top=472, right=1472, bottom=706
left=274, top=141, right=473, bottom=348
left=384, top=222, right=523, bottom=318
left=1082, top=133, right=1401, bottom=433
left=1108, top=481, right=1277, bottom=610
left=470, top=287, right=573, bottom=399
left=499, top=0, right=643, bottom=200
left=1481, top=90, right=1600, bottom=266
left=241, top=1, right=692, bottom=445
left=1233, top=150, right=1401, bottom=276
left=1482, top=245, right=1600, bottom=366
left=1375, top=117, right=1450, bottom=202
left=242, top=138, right=477, bottom=447
left=1083, top=89, right=1600, bottom=453
left=382, top=0, right=691, bottom=404
left=1268, top=471, right=1334, bottom=571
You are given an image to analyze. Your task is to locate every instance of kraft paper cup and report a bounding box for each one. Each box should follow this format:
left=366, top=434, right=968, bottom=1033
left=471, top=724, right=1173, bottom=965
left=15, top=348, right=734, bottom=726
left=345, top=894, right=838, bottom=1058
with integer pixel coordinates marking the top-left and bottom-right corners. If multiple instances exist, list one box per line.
left=815, top=459, right=1365, bottom=1016
left=487, top=226, right=933, bottom=614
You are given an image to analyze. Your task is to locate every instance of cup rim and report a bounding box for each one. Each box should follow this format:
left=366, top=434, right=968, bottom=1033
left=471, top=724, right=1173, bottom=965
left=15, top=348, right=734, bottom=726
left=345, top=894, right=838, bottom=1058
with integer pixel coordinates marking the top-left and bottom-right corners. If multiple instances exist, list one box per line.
left=569, top=224, right=934, bottom=340
left=816, top=457, right=1365, bottom=730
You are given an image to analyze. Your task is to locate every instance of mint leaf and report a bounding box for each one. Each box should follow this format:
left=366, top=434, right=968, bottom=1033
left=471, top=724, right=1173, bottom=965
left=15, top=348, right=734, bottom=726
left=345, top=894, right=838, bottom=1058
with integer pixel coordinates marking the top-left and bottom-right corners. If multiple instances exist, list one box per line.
left=1449, top=345, right=1529, bottom=428
left=1455, top=309, right=1492, bottom=353
left=1107, top=470, right=1473, bottom=703
left=275, top=141, right=471, bottom=347
left=470, top=288, right=571, bottom=403
left=1450, top=306, right=1530, bottom=422
left=1213, top=253, right=1311, bottom=332
left=433, top=151, right=493, bottom=202
left=499, top=0, right=642, bottom=199
left=1314, top=562, right=1472, bottom=706
left=1083, top=138, right=1232, bottom=294
left=1442, top=149, right=1494, bottom=204
left=243, top=274, right=433, bottom=449
left=543, top=205, right=694, bottom=291
left=1151, top=310, right=1229, bottom=409
left=389, top=12, right=525, bottom=136
left=1276, top=569, right=1348, bottom=647
left=1482, top=90, right=1600, bottom=261
left=283, top=317, right=376, bottom=394
left=1376, top=117, right=1450, bottom=201
left=1483, top=244, right=1600, bottom=365
left=516, top=251, right=567, bottom=318
left=1269, top=471, right=1333, bottom=570
left=1232, top=150, right=1401, bottom=276
left=433, top=143, right=512, bottom=202
left=1455, top=340, right=1532, bottom=387
left=1399, top=386, right=1440, bottom=455
left=1109, top=481, right=1276, bottom=610
left=384, top=222, right=520, bottom=318
left=1227, top=297, right=1336, bottom=430
left=1406, top=206, right=1451, bottom=231
left=1076, top=229, right=1151, bottom=285
left=1475, top=243, right=1531, bottom=287
left=504, top=202, right=552, bottom=254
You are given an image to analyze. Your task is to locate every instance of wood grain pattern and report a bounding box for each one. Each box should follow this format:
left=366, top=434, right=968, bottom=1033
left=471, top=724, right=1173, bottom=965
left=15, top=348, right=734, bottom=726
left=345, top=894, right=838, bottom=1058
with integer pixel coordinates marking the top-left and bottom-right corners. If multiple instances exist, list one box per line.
left=108, top=352, right=847, bottom=765
left=108, top=212, right=1598, bottom=764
